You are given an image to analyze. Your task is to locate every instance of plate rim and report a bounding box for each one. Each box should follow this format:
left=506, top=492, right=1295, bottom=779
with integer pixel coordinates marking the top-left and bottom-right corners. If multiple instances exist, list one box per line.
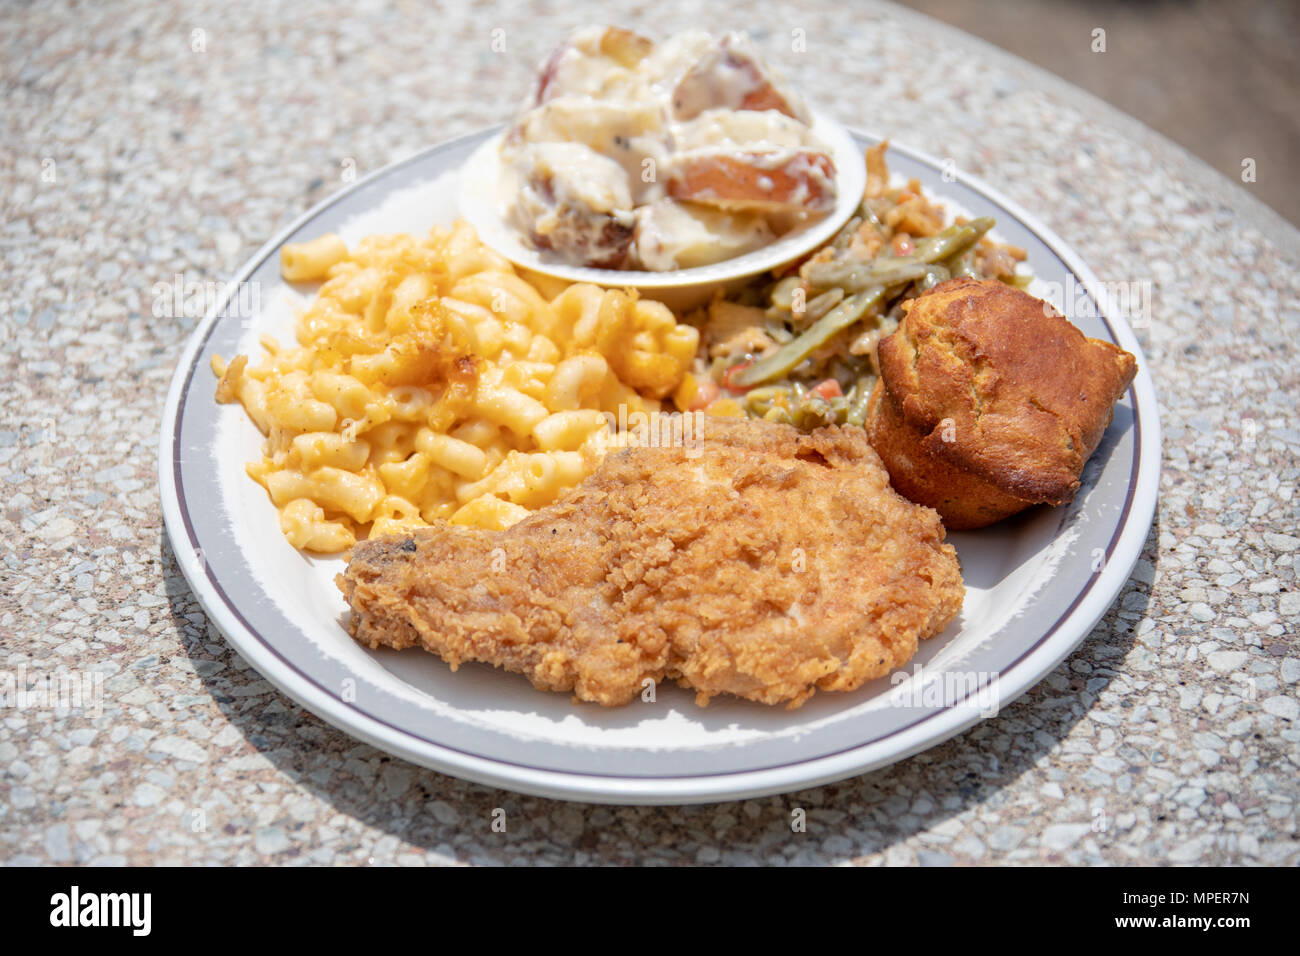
left=157, top=126, right=1161, bottom=805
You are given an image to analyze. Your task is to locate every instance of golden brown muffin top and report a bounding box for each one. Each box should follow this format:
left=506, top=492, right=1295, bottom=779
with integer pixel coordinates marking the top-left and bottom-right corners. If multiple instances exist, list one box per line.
left=876, top=277, right=1138, bottom=505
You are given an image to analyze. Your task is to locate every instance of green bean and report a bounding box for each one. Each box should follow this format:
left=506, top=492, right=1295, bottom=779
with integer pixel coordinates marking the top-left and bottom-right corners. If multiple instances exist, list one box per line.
left=844, top=378, right=861, bottom=407
left=795, top=395, right=846, bottom=428
left=762, top=405, right=793, bottom=425
left=792, top=287, right=844, bottom=326
left=915, top=216, right=994, bottom=259
left=732, top=287, right=885, bottom=388
left=792, top=397, right=829, bottom=428
left=918, top=264, right=950, bottom=292
left=766, top=323, right=795, bottom=344
left=830, top=215, right=863, bottom=251
left=946, top=249, right=978, bottom=279
left=804, top=218, right=994, bottom=292
left=846, top=375, right=875, bottom=426
left=803, top=258, right=928, bottom=292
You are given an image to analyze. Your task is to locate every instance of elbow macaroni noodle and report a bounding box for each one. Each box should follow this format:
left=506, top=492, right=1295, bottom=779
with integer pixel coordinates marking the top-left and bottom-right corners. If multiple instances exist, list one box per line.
left=213, top=220, right=699, bottom=552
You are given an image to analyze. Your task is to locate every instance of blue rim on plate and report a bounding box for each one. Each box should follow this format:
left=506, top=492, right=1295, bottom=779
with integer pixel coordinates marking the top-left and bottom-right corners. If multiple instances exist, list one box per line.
left=158, top=126, right=1161, bottom=805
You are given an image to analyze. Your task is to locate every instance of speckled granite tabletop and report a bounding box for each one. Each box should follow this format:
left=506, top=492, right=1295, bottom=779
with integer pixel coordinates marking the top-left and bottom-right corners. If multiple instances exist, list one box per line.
left=2, top=0, right=1296, bottom=866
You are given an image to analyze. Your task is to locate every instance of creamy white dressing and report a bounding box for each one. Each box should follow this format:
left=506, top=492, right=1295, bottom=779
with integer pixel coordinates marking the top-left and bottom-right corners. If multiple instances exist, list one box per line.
left=500, top=26, right=836, bottom=270
left=673, top=108, right=810, bottom=151
left=634, top=200, right=774, bottom=271
left=508, top=143, right=635, bottom=267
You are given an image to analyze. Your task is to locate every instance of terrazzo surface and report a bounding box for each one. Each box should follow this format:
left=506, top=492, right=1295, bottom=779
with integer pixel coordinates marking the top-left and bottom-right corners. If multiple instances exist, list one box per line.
left=1, top=0, right=1296, bottom=865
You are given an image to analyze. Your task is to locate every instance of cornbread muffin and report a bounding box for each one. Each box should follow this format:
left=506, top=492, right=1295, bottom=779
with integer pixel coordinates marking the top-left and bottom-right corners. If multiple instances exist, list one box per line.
left=867, top=277, right=1138, bottom=529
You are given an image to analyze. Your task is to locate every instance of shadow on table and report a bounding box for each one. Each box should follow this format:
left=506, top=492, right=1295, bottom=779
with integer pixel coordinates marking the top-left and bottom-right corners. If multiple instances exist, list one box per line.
left=161, top=512, right=1157, bottom=865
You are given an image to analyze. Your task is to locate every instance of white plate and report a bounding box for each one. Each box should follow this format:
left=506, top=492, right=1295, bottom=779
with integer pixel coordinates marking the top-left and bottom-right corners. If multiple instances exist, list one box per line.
left=159, top=126, right=1160, bottom=805
left=458, top=109, right=865, bottom=300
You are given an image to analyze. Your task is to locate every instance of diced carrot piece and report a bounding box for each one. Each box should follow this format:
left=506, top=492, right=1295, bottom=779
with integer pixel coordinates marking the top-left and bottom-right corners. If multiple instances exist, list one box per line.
left=687, top=379, right=720, bottom=411
left=811, top=378, right=842, bottom=399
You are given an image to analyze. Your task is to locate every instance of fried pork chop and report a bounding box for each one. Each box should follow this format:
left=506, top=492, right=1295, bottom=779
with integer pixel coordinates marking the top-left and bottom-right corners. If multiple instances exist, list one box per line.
left=338, top=418, right=963, bottom=708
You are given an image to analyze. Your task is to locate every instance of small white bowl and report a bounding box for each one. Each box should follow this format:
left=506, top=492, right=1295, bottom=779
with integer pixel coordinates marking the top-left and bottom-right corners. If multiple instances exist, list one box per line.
left=459, top=109, right=865, bottom=310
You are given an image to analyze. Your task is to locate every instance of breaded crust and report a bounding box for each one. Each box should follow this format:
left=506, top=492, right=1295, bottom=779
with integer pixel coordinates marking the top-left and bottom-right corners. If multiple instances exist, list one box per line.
left=339, top=418, right=964, bottom=708
left=866, top=379, right=1035, bottom=530
left=872, top=278, right=1137, bottom=526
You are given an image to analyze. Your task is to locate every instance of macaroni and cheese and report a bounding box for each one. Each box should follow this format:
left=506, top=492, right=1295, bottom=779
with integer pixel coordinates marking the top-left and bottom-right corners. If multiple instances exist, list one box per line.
left=213, top=220, right=699, bottom=551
